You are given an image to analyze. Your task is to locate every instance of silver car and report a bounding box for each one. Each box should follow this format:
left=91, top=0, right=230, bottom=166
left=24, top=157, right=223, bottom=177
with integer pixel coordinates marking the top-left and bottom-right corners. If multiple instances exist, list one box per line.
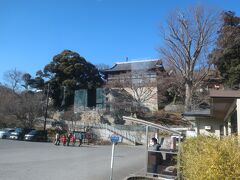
left=0, top=128, right=15, bottom=139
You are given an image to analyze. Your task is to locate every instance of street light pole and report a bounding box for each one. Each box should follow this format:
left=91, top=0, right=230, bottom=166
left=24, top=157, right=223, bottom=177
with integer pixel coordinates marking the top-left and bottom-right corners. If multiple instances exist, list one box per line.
left=43, top=83, right=50, bottom=131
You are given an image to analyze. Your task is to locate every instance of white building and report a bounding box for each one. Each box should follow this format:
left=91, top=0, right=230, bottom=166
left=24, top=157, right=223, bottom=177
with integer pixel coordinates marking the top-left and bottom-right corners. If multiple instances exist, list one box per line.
left=183, top=90, right=240, bottom=137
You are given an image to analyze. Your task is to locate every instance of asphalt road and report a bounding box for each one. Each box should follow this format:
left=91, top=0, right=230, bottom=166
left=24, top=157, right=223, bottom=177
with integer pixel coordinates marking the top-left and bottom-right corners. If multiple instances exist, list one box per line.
left=0, top=139, right=145, bottom=180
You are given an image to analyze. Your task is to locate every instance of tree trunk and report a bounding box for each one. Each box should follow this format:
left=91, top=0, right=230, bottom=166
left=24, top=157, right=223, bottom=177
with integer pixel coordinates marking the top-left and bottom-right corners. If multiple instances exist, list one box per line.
left=185, top=82, right=192, bottom=111
left=173, top=94, right=177, bottom=105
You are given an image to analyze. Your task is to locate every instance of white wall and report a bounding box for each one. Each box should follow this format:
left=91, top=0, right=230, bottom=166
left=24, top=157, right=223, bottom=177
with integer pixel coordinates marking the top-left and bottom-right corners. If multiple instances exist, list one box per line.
left=184, top=116, right=224, bottom=137
left=197, top=118, right=224, bottom=137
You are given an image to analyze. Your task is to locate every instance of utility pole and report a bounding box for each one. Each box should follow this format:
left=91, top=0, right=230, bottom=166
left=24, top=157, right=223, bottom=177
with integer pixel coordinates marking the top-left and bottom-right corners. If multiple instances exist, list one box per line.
left=61, top=86, right=66, bottom=107
left=43, top=83, right=50, bottom=131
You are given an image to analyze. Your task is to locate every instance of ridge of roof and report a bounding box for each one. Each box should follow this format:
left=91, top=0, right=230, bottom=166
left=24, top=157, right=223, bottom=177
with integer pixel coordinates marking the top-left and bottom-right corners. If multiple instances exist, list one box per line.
left=115, top=58, right=160, bottom=64
left=105, top=58, right=163, bottom=72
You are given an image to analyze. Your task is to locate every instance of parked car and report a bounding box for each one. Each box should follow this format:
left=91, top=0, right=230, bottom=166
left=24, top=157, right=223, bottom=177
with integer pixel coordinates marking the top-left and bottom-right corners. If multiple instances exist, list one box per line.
left=9, top=128, right=35, bottom=140
left=24, top=130, right=48, bottom=142
left=0, top=128, right=15, bottom=139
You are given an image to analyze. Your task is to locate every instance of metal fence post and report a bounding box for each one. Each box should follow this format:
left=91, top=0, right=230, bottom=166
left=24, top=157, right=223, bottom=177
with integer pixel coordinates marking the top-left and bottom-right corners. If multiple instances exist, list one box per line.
left=177, top=135, right=181, bottom=179
left=145, top=125, right=149, bottom=175
left=110, top=143, right=115, bottom=180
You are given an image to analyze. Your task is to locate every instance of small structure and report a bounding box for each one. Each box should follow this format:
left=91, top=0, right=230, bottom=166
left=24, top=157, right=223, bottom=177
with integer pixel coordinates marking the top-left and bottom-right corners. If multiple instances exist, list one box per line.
left=209, top=90, right=240, bottom=136
left=123, top=116, right=181, bottom=179
left=183, top=109, right=212, bottom=136
left=203, top=70, right=224, bottom=90
left=183, top=90, right=240, bottom=137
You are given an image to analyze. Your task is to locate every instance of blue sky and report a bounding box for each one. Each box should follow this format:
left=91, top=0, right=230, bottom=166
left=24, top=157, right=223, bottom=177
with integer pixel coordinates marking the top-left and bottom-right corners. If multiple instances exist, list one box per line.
left=0, top=0, right=239, bottom=82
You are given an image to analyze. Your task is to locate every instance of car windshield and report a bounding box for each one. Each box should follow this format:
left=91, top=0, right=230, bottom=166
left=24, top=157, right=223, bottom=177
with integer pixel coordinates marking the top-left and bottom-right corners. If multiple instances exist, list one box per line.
left=4, top=129, right=13, bottom=133
left=15, top=128, right=23, bottom=133
left=28, top=130, right=37, bottom=135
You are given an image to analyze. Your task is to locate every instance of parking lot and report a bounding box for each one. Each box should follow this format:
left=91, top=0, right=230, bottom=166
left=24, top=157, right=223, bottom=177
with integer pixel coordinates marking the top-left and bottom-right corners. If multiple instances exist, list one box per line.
left=0, top=139, right=145, bottom=180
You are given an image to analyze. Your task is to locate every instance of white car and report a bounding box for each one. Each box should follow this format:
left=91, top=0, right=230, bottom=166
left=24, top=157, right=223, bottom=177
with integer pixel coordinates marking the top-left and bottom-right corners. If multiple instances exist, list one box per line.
left=0, top=128, right=15, bottom=139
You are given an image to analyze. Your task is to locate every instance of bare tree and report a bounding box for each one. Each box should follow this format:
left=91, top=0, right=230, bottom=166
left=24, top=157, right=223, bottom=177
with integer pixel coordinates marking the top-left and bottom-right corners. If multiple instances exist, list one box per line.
left=0, top=85, right=44, bottom=128
left=159, top=6, right=220, bottom=110
left=3, top=68, right=24, bottom=93
left=0, top=86, right=20, bottom=127
left=95, top=63, right=109, bottom=81
left=8, top=91, right=44, bottom=128
left=62, top=106, right=82, bottom=130
left=157, top=69, right=185, bottom=106
left=106, top=71, right=159, bottom=118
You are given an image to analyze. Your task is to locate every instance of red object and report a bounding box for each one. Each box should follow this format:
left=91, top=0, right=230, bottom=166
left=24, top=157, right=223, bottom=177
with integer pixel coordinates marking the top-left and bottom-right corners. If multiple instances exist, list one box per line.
left=71, top=135, right=75, bottom=142
left=61, top=135, right=66, bottom=144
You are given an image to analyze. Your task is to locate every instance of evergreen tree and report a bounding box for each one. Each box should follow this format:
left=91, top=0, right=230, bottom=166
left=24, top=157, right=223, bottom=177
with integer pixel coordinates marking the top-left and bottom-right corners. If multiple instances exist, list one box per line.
left=25, top=50, right=103, bottom=108
left=209, top=11, right=240, bottom=88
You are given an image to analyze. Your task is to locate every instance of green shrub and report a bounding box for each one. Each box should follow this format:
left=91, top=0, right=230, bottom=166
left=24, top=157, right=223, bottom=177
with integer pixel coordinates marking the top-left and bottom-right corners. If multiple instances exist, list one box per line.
left=180, top=136, right=240, bottom=179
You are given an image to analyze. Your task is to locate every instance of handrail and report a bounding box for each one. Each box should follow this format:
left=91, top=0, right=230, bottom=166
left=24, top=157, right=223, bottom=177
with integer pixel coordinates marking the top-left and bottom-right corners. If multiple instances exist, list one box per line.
left=123, top=116, right=181, bottom=135
left=79, top=123, right=138, bottom=144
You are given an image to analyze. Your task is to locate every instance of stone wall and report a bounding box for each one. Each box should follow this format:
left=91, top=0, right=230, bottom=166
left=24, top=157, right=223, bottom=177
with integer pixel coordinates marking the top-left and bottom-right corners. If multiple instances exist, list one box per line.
left=92, top=128, right=136, bottom=145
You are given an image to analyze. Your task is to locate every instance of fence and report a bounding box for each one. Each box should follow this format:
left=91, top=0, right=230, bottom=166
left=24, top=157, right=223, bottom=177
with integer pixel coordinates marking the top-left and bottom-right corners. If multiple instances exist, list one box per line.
left=78, top=123, right=140, bottom=145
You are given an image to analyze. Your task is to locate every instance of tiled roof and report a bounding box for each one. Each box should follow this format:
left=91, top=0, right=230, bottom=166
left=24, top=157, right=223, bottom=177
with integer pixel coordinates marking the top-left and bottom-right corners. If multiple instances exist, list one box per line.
left=105, top=59, right=163, bottom=72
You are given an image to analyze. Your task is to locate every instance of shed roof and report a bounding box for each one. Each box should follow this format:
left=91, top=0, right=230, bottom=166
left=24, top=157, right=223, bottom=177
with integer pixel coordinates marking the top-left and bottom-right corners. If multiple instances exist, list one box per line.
left=123, top=116, right=181, bottom=135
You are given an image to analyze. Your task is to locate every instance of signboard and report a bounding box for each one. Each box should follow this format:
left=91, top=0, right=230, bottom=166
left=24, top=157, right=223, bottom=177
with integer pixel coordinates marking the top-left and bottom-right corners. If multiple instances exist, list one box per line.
left=109, top=134, right=119, bottom=180
left=110, top=134, right=119, bottom=144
